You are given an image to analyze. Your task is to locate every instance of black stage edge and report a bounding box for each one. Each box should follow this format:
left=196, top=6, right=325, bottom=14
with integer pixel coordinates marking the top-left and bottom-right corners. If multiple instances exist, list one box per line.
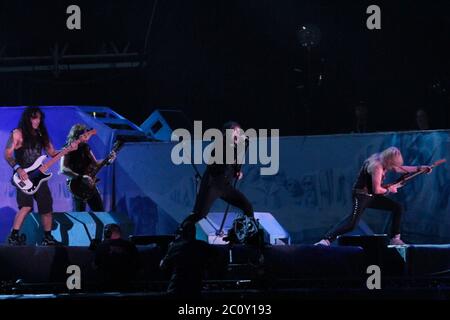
left=1, top=244, right=450, bottom=300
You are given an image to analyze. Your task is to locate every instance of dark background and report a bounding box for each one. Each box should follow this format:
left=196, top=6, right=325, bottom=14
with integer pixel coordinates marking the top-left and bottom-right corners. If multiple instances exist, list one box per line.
left=1, top=0, right=450, bottom=135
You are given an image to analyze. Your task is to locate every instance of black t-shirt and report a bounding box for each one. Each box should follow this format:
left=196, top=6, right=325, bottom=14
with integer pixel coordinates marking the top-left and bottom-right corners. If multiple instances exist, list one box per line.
left=205, top=139, right=242, bottom=179
left=353, top=160, right=374, bottom=194
left=64, top=143, right=96, bottom=176
left=14, top=133, right=44, bottom=168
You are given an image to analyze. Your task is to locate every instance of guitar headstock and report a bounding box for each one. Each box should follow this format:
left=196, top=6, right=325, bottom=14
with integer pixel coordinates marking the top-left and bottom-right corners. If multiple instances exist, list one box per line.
left=112, top=140, right=124, bottom=152
left=78, top=129, right=97, bottom=143
left=433, top=159, right=446, bottom=167
left=105, top=140, right=124, bottom=162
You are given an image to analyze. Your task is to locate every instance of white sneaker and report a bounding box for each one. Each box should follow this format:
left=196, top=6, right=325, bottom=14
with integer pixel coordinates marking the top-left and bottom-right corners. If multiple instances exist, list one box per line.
left=390, top=236, right=406, bottom=246
left=314, top=239, right=331, bottom=246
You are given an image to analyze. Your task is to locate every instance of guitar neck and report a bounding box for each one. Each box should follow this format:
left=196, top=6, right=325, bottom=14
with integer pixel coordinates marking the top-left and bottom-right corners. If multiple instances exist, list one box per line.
left=402, top=162, right=441, bottom=182
left=401, top=170, right=424, bottom=183
left=91, top=157, right=110, bottom=177
left=387, top=160, right=446, bottom=188
left=393, top=163, right=440, bottom=186
left=39, top=131, right=96, bottom=172
left=91, top=145, right=121, bottom=177
left=40, top=148, right=71, bottom=172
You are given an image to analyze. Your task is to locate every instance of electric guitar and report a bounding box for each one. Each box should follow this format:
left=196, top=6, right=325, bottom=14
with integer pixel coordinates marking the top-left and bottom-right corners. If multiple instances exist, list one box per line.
left=12, top=129, right=97, bottom=195
left=68, top=140, right=124, bottom=201
left=383, top=159, right=446, bottom=190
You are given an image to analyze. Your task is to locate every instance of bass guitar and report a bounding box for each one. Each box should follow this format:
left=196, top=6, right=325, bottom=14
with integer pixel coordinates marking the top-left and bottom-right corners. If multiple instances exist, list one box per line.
left=12, top=129, right=97, bottom=195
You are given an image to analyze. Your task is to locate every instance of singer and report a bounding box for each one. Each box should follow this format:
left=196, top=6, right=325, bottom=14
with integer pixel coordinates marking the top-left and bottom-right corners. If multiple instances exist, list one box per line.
left=178, top=121, right=255, bottom=229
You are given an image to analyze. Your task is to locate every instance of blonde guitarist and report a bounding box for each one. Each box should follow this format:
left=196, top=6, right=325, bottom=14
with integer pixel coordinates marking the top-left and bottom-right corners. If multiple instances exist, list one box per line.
left=315, top=147, right=433, bottom=246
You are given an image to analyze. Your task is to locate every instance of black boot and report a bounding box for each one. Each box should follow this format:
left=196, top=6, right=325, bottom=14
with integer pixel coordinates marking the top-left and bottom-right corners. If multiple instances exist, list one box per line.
left=7, top=232, right=26, bottom=246
left=41, top=234, right=61, bottom=246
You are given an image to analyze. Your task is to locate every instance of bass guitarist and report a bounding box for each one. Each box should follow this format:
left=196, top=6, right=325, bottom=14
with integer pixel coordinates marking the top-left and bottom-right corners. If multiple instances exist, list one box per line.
left=5, top=106, right=75, bottom=245
left=60, top=123, right=116, bottom=212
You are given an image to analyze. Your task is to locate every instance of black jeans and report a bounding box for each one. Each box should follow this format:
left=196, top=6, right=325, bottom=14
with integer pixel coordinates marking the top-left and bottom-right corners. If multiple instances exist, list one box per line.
left=182, top=173, right=254, bottom=225
left=72, top=187, right=104, bottom=212
left=325, top=193, right=403, bottom=242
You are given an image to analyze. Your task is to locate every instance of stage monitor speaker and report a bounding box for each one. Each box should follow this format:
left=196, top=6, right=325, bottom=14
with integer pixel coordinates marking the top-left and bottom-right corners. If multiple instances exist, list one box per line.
left=197, top=212, right=290, bottom=245
left=140, top=109, right=192, bottom=141
left=21, top=211, right=134, bottom=246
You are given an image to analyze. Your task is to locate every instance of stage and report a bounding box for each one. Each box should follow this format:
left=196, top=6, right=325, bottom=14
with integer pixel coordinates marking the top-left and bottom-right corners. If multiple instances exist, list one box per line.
left=1, top=243, right=449, bottom=300
left=2, top=0, right=450, bottom=311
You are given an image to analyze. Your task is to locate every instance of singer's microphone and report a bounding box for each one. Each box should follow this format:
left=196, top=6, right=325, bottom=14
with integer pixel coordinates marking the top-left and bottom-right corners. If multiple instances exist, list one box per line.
left=244, top=136, right=250, bottom=147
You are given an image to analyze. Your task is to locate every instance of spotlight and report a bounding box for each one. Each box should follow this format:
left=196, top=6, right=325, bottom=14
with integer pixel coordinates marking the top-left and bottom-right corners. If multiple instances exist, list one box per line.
left=297, top=24, right=321, bottom=48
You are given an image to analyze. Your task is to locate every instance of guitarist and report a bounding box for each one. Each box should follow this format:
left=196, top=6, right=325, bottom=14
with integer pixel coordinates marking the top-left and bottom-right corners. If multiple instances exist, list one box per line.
left=60, top=124, right=116, bottom=211
left=315, top=147, right=432, bottom=246
left=4, top=107, right=71, bottom=246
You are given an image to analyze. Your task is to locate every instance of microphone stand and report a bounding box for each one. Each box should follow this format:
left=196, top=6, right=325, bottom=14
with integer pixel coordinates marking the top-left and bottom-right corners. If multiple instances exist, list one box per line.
left=179, top=140, right=203, bottom=196
left=191, top=161, right=202, bottom=196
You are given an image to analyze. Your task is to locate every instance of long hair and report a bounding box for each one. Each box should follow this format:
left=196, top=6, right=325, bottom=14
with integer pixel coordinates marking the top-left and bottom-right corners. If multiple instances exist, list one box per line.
left=18, top=107, right=50, bottom=148
left=380, top=147, right=404, bottom=168
left=367, top=147, right=403, bottom=173
left=67, top=123, right=88, bottom=144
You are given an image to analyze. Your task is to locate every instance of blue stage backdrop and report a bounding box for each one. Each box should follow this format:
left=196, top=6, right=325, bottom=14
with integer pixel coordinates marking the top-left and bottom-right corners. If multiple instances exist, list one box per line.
left=1, top=106, right=450, bottom=244
left=0, top=106, right=117, bottom=243
left=114, top=131, right=450, bottom=244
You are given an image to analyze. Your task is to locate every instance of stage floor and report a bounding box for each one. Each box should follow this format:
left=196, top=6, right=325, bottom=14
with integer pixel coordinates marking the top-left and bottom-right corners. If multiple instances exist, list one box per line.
left=1, top=243, right=450, bottom=299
